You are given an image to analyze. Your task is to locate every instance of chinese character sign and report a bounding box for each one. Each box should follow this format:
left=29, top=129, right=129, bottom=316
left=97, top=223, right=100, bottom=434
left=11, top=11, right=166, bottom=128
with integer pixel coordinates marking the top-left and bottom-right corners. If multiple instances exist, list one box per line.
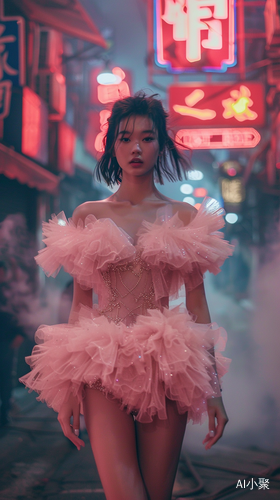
left=154, top=0, right=236, bottom=72
left=176, top=128, right=261, bottom=149
left=169, top=83, right=265, bottom=127
left=0, top=3, right=25, bottom=119
left=85, top=67, right=131, bottom=158
left=94, top=68, right=130, bottom=153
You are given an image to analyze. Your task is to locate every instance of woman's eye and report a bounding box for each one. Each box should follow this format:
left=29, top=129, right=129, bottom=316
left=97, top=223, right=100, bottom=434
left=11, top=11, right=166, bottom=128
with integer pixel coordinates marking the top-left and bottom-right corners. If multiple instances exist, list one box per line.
left=143, top=137, right=154, bottom=142
left=120, top=137, right=130, bottom=142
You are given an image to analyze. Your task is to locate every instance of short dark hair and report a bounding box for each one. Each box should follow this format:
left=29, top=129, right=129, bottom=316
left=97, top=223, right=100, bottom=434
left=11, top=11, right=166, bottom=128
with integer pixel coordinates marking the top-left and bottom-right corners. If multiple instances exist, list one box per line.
left=95, top=92, right=191, bottom=187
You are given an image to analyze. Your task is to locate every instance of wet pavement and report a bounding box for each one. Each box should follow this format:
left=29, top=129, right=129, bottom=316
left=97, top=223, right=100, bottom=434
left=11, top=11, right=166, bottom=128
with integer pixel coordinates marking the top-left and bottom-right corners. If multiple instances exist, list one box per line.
left=0, top=388, right=279, bottom=500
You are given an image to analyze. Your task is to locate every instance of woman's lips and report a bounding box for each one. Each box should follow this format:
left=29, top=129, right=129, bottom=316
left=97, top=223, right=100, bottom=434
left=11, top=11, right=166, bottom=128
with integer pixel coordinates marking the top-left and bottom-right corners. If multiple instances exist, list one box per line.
left=130, top=159, right=143, bottom=164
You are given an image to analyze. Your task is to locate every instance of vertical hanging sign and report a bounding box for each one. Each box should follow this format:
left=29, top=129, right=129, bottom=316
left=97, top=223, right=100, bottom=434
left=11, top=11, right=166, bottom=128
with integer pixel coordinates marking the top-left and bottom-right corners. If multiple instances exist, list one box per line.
left=85, top=67, right=131, bottom=158
left=0, top=0, right=25, bottom=119
left=154, top=0, right=236, bottom=72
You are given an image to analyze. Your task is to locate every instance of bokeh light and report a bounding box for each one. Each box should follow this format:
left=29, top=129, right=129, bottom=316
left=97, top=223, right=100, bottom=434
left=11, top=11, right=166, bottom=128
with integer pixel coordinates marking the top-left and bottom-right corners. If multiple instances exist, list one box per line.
left=97, top=72, right=122, bottom=85
left=180, top=184, right=194, bottom=195
left=183, top=196, right=195, bottom=205
left=225, top=213, right=238, bottom=224
left=187, top=170, right=204, bottom=181
left=193, top=187, right=208, bottom=198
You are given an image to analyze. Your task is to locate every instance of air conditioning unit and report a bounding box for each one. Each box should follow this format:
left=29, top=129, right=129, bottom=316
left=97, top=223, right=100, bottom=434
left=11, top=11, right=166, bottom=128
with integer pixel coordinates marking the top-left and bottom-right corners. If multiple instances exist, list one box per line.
left=35, top=72, right=66, bottom=120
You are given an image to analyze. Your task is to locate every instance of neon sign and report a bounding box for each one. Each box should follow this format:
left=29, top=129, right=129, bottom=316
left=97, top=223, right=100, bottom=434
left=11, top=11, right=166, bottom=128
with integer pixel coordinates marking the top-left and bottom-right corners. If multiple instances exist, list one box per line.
left=85, top=67, right=131, bottom=158
left=94, top=67, right=130, bottom=153
left=154, top=0, right=236, bottom=72
left=222, top=85, right=257, bottom=122
left=22, top=87, right=44, bottom=160
left=0, top=1, right=25, bottom=119
left=176, top=128, right=261, bottom=149
left=169, top=83, right=265, bottom=127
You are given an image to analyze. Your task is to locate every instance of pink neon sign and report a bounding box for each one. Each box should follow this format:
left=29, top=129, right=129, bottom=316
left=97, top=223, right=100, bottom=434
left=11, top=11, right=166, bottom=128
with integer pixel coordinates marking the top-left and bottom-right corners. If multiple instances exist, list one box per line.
left=154, top=0, right=236, bottom=72
left=176, top=128, right=261, bottom=149
left=85, top=67, right=131, bottom=158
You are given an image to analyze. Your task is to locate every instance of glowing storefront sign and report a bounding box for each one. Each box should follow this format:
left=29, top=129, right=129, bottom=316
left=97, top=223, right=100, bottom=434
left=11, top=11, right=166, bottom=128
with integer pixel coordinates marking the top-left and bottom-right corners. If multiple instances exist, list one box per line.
left=169, top=83, right=265, bottom=127
left=85, top=67, right=131, bottom=158
left=22, top=87, right=46, bottom=160
left=4, top=86, right=48, bottom=164
left=0, top=2, right=25, bottom=119
left=154, top=0, right=236, bottom=72
left=176, top=128, right=261, bottom=149
left=220, top=178, right=245, bottom=203
left=94, top=68, right=130, bottom=153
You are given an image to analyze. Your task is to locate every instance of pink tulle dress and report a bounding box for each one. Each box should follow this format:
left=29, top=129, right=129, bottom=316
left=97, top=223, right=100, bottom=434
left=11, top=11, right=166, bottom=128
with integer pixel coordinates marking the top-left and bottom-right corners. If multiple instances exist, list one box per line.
left=20, top=198, right=234, bottom=424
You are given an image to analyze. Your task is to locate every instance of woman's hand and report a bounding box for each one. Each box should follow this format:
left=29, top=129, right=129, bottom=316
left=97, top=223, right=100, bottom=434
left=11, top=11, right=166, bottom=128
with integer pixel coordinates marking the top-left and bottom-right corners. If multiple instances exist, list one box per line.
left=57, top=392, right=85, bottom=451
left=203, top=396, right=228, bottom=450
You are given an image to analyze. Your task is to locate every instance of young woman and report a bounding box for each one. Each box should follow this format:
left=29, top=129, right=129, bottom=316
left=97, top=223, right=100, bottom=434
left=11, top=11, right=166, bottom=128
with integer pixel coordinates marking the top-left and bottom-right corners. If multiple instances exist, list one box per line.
left=20, top=93, right=234, bottom=500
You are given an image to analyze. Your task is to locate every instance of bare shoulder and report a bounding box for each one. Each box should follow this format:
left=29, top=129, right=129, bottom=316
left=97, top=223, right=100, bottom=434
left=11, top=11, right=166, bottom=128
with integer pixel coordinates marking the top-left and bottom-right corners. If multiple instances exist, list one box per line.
left=171, top=201, right=197, bottom=226
left=72, top=199, right=110, bottom=225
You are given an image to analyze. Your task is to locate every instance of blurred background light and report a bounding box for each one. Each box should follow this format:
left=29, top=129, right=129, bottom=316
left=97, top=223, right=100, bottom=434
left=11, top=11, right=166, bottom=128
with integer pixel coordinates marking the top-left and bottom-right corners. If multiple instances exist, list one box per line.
left=180, top=183, right=194, bottom=194
left=97, top=72, right=122, bottom=85
left=194, top=203, right=202, bottom=210
left=225, top=213, right=238, bottom=224
left=193, top=187, right=208, bottom=198
left=187, top=170, right=204, bottom=181
left=183, top=196, right=195, bottom=205
left=227, top=167, right=237, bottom=176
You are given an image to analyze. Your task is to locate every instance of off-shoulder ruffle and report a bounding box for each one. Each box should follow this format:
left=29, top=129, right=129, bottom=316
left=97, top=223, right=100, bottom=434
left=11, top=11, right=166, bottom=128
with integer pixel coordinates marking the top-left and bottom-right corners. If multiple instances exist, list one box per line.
left=35, top=212, right=136, bottom=289
left=35, top=199, right=234, bottom=296
left=137, top=198, right=234, bottom=297
left=19, top=305, right=230, bottom=424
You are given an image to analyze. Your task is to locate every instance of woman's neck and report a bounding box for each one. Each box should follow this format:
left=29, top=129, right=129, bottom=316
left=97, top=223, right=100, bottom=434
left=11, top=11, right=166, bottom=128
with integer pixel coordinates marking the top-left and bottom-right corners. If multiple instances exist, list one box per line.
left=114, top=175, right=159, bottom=206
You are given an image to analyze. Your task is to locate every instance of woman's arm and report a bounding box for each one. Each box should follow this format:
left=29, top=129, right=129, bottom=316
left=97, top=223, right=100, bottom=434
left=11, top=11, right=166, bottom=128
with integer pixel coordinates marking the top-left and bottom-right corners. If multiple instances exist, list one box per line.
left=186, top=281, right=229, bottom=450
left=58, top=279, right=92, bottom=451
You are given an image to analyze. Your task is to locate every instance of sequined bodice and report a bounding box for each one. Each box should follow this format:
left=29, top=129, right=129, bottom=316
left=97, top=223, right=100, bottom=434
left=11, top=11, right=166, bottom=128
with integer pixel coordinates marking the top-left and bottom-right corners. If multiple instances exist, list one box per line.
left=99, top=253, right=159, bottom=326
left=36, top=200, right=233, bottom=325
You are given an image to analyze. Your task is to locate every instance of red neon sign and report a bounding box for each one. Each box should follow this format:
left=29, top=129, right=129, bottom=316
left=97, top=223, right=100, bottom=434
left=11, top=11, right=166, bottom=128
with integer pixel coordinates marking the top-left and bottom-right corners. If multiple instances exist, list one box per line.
left=22, top=87, right=48, bottom=164
left=154, top=0, right=236, bottom=72
left=169, top=83, right=265, bottom=127
left=22, top=87, right=41, bottom=159
left=176, top=128, right=261, bottom=149
left=85, top=67, right=131, bottom=158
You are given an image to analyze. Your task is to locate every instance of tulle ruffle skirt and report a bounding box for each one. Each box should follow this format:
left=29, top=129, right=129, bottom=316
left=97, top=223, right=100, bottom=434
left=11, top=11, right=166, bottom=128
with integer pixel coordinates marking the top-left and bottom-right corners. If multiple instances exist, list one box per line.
left=20, top=305, right=230, bottom=424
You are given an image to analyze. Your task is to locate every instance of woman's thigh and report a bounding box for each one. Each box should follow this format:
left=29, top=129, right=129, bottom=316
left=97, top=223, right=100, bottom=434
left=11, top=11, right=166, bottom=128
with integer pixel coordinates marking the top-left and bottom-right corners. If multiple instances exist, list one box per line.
left=136, top=399, right=188, bottom=500
left=83, top=387, right=148, bottom=500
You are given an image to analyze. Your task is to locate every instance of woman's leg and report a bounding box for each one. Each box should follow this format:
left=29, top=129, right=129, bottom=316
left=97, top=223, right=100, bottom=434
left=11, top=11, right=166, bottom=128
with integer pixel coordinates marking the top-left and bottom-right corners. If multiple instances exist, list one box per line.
left=135, top=398, right=188, bottom=500
left=83, top=387, right=148, bottom=500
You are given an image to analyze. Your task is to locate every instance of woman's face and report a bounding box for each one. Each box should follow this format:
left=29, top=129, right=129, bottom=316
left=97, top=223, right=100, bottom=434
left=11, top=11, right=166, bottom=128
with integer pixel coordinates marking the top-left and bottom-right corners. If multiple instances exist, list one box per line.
left=114, top=115, right=160, bottom=179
